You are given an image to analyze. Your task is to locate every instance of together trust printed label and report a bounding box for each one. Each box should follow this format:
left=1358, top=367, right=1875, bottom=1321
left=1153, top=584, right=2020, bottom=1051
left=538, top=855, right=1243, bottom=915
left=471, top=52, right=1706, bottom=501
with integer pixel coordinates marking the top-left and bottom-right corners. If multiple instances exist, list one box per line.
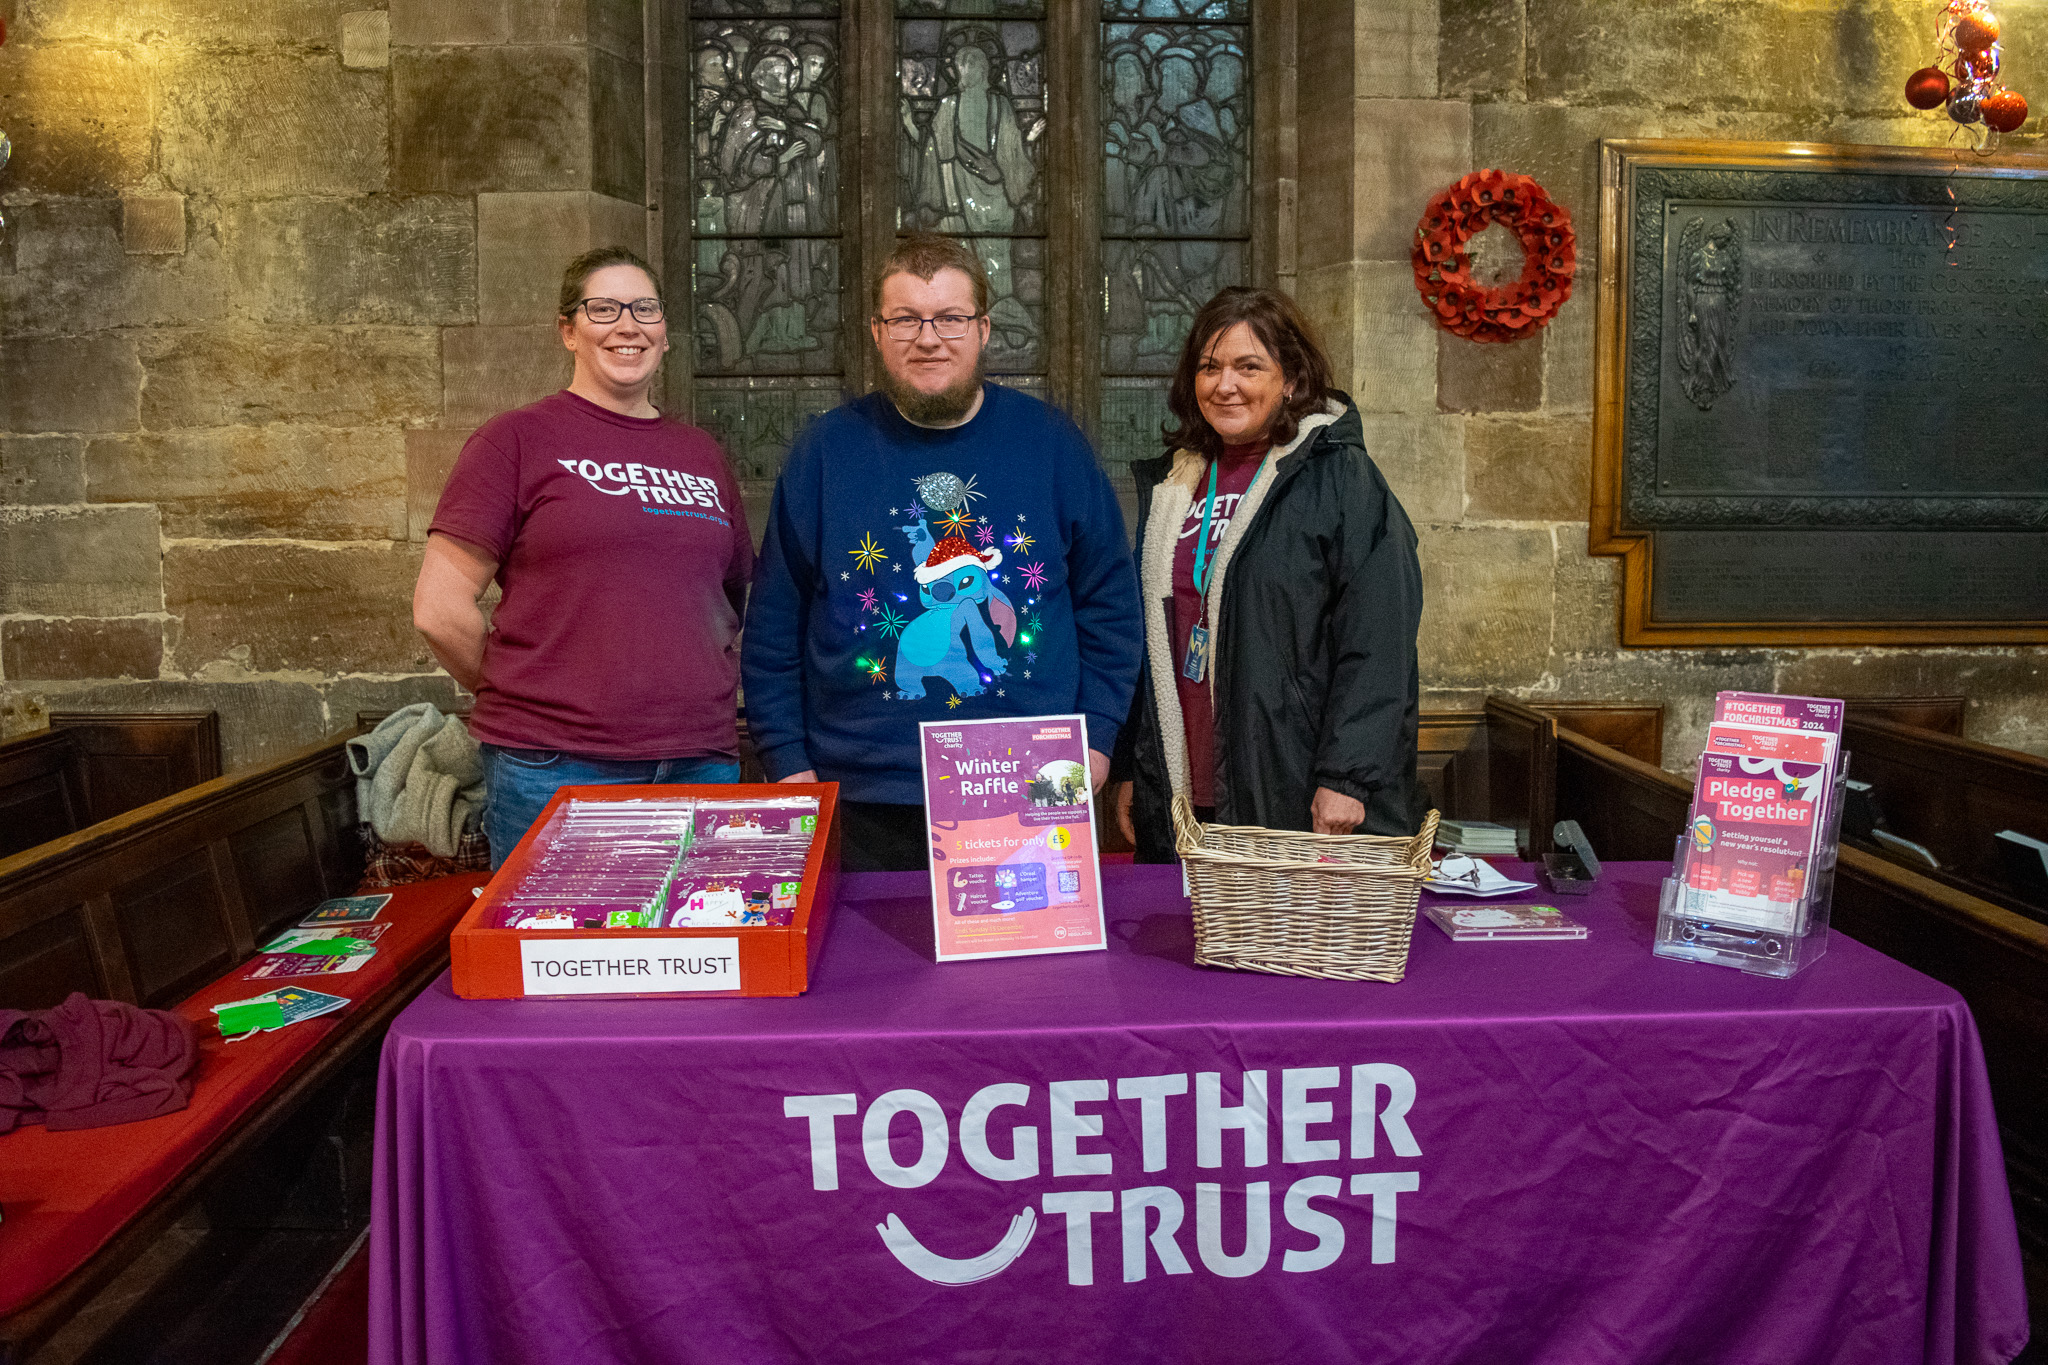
left=519, top=936, right=740, bottom=995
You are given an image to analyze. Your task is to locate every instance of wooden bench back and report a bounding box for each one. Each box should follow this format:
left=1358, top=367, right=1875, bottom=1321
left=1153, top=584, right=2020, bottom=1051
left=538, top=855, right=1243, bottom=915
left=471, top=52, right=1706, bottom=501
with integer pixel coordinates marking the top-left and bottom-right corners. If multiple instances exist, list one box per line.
left=0, top=731, right=361, bottom=1012
left=1842, top=715, right=2048, bottom=918
left=0, top=714, right=221, bottom=860
left=1417, top=698, right=1558, bottom=856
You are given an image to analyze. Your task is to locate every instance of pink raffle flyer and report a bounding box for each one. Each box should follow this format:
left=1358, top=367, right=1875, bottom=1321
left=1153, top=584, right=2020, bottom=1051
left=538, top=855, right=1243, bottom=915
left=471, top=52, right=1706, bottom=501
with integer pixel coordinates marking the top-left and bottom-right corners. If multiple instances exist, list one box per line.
left=919, top=715, right=1107, bottom=963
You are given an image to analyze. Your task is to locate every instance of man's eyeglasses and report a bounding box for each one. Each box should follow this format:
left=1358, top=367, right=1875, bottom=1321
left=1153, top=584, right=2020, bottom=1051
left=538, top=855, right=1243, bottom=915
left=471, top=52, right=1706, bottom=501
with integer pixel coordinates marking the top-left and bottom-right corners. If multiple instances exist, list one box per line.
left=874, top=313, right=982, bottom=342
left=572, top=297, right=666, bottom=324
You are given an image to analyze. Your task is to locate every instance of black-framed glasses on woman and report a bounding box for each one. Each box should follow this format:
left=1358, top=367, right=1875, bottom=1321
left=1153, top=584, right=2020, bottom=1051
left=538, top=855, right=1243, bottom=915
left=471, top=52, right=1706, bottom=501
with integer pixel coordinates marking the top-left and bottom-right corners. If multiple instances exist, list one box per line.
left=572, top=297, right=666, bottom=324
left=874, top=313, right=982, bottom=341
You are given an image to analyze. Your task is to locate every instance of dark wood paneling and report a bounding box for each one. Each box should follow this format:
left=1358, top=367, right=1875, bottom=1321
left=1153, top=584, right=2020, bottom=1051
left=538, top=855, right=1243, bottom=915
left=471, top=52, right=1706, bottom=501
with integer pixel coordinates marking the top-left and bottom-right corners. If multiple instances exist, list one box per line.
left=1842, top=715, right=2048, bottom=920
left=112, top=849, right=236, bottom=1008
left=1554, top=727, right=1691, bottom=863
left=1843, top=695, right=1967, bottom=736
left=1484, top=698, right=1557, bottom=858
left=1536, top=703, right=1664, bottom=767
left=0, top=770, right=83, bottom=860
left=232, top=805, right=325, bottom=948
left=1418, top=712, right=1485, bottom=822
left=48, top=711, right=222, bottom=827
left=0, top=910, right=103, bottom=1010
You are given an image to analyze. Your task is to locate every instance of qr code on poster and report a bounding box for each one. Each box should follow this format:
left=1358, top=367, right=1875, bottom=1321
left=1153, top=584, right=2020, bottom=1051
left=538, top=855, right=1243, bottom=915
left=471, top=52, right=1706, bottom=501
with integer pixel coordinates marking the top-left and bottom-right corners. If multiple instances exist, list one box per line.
left=1058, top=870, right=1080, bottom=894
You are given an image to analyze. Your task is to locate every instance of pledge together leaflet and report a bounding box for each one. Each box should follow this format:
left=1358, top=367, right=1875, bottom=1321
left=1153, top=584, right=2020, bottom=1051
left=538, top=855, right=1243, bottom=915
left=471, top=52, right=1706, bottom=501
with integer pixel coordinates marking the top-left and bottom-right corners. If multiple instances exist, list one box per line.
left=1681, top=693, right=1844, bottom=933
left=919, top=716, right=1107, bottom=962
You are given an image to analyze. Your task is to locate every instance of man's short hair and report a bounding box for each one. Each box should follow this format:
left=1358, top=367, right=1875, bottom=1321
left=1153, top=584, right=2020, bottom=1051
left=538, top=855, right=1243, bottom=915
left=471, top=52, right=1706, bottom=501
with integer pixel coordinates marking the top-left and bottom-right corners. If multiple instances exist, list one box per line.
left=871, top=233, right=990, bottom=316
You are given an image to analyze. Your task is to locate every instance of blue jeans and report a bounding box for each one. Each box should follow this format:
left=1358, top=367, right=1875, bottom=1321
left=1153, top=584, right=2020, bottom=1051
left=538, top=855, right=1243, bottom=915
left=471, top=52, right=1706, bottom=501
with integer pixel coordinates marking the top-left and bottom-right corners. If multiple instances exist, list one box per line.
left=481, top=745, right=741, bottom=869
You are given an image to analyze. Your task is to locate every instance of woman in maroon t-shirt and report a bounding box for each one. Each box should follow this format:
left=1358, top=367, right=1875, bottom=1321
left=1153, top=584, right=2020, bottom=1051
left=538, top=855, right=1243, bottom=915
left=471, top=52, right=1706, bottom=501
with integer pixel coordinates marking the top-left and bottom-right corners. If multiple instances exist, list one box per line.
left=412, top=247, right=754, bottom=867
left=1109, top=288, right=1426, bottom=859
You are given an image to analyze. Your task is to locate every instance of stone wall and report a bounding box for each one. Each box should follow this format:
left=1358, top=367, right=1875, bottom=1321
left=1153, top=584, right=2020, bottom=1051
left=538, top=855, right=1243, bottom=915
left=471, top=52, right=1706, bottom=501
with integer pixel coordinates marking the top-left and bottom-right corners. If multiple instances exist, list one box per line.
left=1294, top=0, right=2048, bottom=764
left=1, top=0, right=2042, bottom=773
left=0, top=0, right=649, bottom=769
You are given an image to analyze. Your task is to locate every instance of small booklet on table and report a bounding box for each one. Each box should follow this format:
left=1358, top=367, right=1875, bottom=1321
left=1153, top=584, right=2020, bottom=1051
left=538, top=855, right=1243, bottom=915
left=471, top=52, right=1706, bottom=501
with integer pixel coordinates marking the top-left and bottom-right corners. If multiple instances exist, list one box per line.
left=1424, top=903, right=1589, bottom=941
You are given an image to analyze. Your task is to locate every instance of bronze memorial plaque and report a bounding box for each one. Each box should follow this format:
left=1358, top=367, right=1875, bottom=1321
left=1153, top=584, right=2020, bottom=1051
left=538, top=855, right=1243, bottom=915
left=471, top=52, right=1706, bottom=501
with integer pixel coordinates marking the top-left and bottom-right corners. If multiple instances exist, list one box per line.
left=1592, top=140, right=2048, bottom=645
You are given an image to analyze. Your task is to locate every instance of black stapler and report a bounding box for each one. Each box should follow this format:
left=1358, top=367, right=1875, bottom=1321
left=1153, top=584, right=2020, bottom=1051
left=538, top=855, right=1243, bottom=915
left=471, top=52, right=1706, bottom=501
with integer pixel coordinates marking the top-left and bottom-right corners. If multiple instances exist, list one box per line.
left=1542, top=820, right=1602, bottom=896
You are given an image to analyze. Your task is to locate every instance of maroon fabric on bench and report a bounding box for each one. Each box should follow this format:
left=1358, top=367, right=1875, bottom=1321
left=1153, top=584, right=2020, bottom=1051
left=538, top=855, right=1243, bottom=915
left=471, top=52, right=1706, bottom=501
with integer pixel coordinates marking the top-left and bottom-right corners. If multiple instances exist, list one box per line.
left=0, top=995, right=198, bottom=1135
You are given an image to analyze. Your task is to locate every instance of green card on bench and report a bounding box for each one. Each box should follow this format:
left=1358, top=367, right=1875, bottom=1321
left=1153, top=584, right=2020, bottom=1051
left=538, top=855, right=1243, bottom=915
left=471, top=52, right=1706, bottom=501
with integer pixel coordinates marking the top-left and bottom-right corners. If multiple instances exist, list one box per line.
left=215, top=999, right=286, bottom=1036
left=284, top=938, right=371, bottom=957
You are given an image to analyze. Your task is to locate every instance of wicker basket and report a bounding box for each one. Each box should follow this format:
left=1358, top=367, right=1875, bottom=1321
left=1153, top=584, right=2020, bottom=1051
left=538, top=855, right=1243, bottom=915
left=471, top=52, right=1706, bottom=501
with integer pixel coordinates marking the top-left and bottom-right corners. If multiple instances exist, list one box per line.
left=1172, top=797, right=1441, bottom=982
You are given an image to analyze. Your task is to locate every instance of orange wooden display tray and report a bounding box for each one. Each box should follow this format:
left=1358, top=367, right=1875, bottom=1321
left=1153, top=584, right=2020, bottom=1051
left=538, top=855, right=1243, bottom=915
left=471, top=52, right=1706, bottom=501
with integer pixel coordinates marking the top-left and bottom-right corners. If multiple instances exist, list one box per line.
left=449, top=782, right=841, bottom=999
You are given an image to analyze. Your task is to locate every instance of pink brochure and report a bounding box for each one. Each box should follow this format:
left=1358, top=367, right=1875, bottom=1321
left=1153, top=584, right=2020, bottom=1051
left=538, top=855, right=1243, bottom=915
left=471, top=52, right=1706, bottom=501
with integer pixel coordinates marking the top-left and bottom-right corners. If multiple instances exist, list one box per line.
left=918, top=715, right=1107, bottom=962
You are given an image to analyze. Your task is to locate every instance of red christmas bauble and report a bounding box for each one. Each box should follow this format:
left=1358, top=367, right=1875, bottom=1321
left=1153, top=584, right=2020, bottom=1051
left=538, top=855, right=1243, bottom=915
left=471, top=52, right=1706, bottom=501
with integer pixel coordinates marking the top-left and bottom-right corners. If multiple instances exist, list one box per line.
left=1905, top=66, right=1953, bottom=109
left=1982, top=87, right=2029, bottom=131
left=1955, top=10, right=2001, bottom=53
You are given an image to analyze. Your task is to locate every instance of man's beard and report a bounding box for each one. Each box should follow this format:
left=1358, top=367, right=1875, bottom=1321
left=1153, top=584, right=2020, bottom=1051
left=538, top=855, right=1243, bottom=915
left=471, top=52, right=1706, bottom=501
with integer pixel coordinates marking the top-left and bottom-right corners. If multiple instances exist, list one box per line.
left=880, top=351, right=987, bottom=426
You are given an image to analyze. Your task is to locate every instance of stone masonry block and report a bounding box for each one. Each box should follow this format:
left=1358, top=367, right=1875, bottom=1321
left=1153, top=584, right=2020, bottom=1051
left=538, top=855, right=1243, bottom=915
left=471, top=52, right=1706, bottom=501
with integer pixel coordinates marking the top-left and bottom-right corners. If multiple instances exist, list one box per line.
left=139, top=327, right=441, bottom=430
left=161, top=54, right=387, bottom=196
left=2, top=618, right=164, bottom=681
left=1417, top=524, right=1553, bottom=689
left=343, top=10, right=393, bottom=69
left=1356, top=0, right=1437, bottom=99
left=391, top=0, right=511, bottom=46
left=591, top=47, right=647, bottom=205
left=1464, top=415, right=1592, bottom=522
left=1355, top=99, right=1470, bottom=263
left=29, top=0, right=369, bottom=45
left=512, top=0, right=595, bottom=46
left=1543, top=292, right=1596, bottom=414
left=0, top=198, right=233, bottom=338
left=394, top=48, right=591, bottom=194
left=406, top=428, right=474, bottom=540
left=589, top=0, right=646, bottom=61
left=1550, top=526, right=1622, bottom=656
left=86, top=428, right=408, bottom=541
left=165, top=541, right=433, bottom=676
left=2, top=336, right=144, bottom=433
left=1319, top=262, right=1437, bottom=414
left=1, top=437, right=87, bottom=506
left=1356, top=413, right=1464, bottom=527
left=0, top=506, right=162, bottom=617
left=1440, top=0, right=1524, bottom=99
left=1528, top=0, right=1921, bottom=118
left=231, top=197, right=477, bottom=326
left=123, top=194, right=187, bottom=255
left=1438, top=332, right=1544, bottom=413
left=0, top=44, right=154, bottom=196
left=1774, top=651, right=2047, bottom=720
left=478, top=191, right=646, bottom=325
left=442, top=326, right=573, bottom=427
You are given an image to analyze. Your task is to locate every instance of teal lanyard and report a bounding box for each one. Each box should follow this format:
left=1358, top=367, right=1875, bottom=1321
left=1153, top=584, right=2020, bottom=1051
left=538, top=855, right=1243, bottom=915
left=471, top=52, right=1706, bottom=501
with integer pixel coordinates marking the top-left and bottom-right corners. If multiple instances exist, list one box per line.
left=1190, top=454, right=1266, bottom=597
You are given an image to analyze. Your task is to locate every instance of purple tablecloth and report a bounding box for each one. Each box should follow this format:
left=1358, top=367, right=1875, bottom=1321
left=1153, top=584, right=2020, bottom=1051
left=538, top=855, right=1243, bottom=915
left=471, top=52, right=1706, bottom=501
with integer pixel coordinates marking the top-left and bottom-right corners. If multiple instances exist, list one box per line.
left=370, top=861, right=2029, bottom=1365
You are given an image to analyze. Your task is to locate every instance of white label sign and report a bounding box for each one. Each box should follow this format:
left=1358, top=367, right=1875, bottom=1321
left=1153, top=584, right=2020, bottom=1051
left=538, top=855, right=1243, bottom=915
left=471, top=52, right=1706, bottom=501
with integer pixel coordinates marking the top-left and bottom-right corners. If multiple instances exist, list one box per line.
left=519, top=937, right=741, bottom=996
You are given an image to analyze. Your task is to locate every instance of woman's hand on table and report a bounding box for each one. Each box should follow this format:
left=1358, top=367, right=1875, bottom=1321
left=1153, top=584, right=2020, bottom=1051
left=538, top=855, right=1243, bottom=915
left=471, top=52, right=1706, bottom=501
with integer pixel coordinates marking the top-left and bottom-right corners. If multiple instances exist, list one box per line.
left=1089, top=749, right=1110, bottom=792
left=1311, top=786, right=1365, bottom=835
left=1112, top=782, right=1136, bottom=846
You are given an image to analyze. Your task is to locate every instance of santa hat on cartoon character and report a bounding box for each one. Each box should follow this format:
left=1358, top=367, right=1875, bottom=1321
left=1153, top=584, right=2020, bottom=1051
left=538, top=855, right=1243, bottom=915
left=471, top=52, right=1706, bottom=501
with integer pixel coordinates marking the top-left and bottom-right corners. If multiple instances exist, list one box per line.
left=913, top=533, right=1002, bottom=585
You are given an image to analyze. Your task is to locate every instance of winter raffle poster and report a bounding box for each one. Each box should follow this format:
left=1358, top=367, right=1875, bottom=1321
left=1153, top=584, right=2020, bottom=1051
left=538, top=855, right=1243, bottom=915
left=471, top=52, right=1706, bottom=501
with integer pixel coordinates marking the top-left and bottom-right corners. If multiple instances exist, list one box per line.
left=919, top=715, right=1107, bottom=963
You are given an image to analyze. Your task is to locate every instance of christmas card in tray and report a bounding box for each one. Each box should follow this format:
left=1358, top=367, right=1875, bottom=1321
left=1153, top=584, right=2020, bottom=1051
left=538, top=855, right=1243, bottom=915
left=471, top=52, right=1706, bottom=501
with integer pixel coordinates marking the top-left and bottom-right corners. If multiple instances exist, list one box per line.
left=450, top=782, right=841, bottom=999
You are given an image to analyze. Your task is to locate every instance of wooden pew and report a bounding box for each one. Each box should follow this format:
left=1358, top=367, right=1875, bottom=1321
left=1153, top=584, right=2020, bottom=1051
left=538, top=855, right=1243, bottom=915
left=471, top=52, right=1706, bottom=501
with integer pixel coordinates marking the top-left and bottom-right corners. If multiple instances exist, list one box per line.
left=0, top=729, right=479, bottom=1363
left=1417, top=698, right=1558, bottom=857
left=0, top=713, right=221, bottom=861
left=1552, top=725, right=2048, bottom=1252
left=1838, top=715, right=2048, bottom=923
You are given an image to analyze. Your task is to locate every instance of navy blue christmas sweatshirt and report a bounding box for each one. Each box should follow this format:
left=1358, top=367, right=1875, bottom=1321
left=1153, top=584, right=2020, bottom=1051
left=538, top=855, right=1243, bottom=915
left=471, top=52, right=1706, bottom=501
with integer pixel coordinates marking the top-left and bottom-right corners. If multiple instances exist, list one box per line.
left=742, top=384, right=1143, bottom=804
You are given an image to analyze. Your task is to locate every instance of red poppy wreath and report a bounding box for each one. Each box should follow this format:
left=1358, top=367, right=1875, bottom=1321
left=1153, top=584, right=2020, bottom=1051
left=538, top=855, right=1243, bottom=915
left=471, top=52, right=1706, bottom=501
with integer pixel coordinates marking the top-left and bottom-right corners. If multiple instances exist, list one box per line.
left=1411, top=170, right=1576, bottom=342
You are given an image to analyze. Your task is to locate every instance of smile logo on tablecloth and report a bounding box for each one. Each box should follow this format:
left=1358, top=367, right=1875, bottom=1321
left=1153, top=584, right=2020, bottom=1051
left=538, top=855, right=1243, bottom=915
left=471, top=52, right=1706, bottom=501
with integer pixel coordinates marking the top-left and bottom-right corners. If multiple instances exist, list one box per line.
left=783, top=1063, right=1428, bottom=1287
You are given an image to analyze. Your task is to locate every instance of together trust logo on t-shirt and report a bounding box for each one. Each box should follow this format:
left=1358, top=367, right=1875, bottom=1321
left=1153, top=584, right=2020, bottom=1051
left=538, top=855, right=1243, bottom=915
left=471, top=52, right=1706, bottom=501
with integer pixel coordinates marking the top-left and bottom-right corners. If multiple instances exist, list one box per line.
left=558, top=457, right=728, bottom=511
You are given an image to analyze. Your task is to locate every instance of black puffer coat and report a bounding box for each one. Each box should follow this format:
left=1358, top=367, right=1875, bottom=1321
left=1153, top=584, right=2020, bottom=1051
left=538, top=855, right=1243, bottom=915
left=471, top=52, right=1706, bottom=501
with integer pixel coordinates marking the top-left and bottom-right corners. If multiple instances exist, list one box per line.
left=1111, top=395, right=1427, bottom=862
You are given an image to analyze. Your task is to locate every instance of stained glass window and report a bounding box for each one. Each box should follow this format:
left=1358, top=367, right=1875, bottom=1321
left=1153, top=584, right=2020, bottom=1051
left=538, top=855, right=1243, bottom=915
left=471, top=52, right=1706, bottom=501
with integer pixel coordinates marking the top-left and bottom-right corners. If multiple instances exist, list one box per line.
left=687, top=11, right=844, bottom=469
left=897, top=14, right=1047, bottom=377
left=1098, top=7, right=1250, bottom=466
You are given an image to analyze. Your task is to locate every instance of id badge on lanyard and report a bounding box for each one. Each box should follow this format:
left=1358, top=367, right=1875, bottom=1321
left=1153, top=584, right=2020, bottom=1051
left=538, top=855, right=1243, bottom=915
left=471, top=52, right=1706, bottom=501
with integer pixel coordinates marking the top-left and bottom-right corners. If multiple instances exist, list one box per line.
left=1181, top=623, right=1210, bottom=683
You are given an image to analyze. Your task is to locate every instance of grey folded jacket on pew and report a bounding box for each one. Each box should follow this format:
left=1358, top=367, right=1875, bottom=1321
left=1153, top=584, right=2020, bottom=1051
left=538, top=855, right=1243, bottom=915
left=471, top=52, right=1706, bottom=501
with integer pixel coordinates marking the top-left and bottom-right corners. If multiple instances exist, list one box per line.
left=345, top=703, right=486, bottom=859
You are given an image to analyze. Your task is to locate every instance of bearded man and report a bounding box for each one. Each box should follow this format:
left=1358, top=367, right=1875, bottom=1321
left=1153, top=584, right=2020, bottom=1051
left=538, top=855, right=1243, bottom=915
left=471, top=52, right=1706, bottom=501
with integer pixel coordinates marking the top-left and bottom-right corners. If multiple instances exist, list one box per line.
left=742, top=233, right=1141, bottom=871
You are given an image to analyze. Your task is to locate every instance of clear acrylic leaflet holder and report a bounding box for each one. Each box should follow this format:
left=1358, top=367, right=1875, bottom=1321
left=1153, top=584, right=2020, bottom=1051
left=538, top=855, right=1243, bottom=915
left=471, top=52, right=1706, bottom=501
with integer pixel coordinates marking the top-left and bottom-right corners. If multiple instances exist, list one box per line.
left=1653, top=757, right=1849, bottom=979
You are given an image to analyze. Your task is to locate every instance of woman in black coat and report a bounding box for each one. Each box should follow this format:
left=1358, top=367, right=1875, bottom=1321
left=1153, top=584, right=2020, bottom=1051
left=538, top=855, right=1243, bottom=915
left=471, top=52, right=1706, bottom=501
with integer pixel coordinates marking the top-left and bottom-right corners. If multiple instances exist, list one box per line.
left=1110, top=287, right=1428, bottom=862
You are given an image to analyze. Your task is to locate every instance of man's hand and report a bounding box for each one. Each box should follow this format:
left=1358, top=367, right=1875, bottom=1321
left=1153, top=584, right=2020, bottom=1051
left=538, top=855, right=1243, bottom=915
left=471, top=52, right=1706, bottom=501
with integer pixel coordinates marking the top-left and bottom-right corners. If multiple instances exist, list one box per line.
left=1112, top=781, right=1136, bottom=847
left=781, top=770, right=819, bottom=784
left=1311, top=786, right=1366, bottom=835
left=1088, top=749, right=1110, bottom=792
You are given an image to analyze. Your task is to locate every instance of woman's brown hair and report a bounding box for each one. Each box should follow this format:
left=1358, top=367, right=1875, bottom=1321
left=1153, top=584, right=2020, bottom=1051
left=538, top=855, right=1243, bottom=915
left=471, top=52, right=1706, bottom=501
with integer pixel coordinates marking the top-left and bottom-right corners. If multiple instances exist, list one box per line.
left=558, top=246, right=660, bottom=318
left=1160, top=287, right=1336, bottom=460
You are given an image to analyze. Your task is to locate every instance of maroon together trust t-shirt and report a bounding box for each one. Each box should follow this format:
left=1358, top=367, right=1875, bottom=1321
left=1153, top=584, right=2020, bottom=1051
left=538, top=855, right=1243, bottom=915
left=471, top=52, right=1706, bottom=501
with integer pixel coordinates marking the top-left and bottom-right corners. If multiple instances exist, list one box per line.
left=1171, top=442, right=1267, bottom=806
left=430, top=390, right=754, bottom=759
